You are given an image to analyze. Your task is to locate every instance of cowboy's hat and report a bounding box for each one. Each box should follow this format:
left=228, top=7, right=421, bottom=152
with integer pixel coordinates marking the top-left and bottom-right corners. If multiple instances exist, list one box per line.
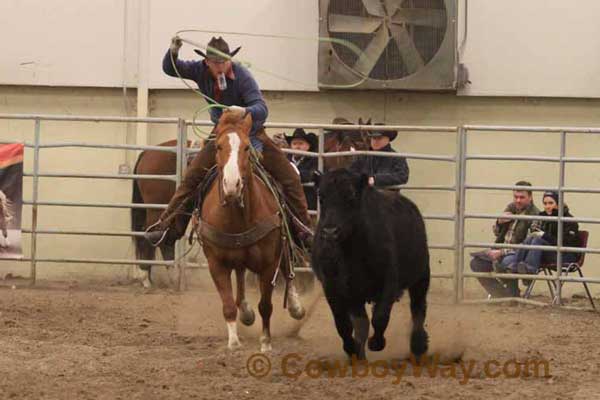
left=284, top=128, right=318, bottom=151
left=366, top=122, right=397, bottom=141
left=194, top=36, right=241, bottom=62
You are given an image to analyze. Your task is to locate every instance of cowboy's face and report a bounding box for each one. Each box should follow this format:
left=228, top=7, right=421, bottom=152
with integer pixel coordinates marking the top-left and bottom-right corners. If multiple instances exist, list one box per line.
left=369, top=135, right=390, bottom=151
left=290, top=138, right=310, bottom=152
left=206, top=59, right=232, bottom=76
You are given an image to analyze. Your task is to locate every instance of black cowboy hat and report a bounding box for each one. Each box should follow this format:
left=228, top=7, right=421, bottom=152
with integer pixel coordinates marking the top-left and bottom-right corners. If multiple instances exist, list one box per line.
left=367, top=122, right=397, bottom=141
left=194, top=36, right=241, bottom=62
left=284, top=128, right=318, bottom=151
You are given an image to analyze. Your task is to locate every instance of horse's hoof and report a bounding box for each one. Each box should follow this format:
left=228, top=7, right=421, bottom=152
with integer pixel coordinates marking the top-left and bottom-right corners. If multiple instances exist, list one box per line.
left=239, top=309, right=255, bottom=326
left=288, top=306, right=305, bottom=320
left=260, top=342, right=272, bottom=353
left=368, top=335, right=386, bottom=352
left=228, top=340, right=242, bottom=351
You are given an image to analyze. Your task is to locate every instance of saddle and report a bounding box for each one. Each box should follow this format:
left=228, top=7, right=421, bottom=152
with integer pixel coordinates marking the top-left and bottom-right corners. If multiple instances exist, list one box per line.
left=189, top=158, right=306, bottom=307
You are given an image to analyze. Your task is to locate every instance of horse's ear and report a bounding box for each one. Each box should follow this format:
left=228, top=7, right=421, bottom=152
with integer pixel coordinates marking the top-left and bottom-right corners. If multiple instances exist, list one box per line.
left=358, top=117, right=363, bottom=125
left=241, top=111, right=253, bottom=133
left=366, top=118, right=372, bottom=125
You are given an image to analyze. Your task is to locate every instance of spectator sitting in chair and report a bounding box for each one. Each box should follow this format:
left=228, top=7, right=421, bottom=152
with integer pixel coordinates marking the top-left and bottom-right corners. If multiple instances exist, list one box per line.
left=470, top=181, right=540, bottom=298
left=509, top=191, right=581, bottom=277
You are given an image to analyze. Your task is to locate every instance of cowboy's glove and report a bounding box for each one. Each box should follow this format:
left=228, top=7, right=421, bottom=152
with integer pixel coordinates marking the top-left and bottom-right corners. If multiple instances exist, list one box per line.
left=228, top=106, right=246, bottom=117
left=170, top=36, right=183, bottom=54
left=531, top=230, right=545, bottom=238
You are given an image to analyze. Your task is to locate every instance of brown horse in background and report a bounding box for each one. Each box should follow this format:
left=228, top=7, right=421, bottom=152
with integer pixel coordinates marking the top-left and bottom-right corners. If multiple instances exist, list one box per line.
left=131, top=139, right=201, bottom=287
left=198, top=111, right=305, bottom=352
left=322, top=117, right=371, bottom=171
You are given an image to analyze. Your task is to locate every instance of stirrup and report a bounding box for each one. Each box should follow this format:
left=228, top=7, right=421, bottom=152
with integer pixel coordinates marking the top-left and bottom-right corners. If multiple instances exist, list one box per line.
left=144, top=220, right=167, bottom=247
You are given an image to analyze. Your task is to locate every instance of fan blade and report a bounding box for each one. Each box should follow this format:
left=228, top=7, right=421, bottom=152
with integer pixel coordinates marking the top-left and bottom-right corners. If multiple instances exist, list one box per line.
left=384, top=0, right=403, bottom=15
left=390, top=24, right=425, bottom=74
left=353, top=26, right=390, bottom=77
left=329, top=14, right=382, bottom=34
left=362, top=0, right=385, bottom=17
left=392, top=8, right=446, bottom=28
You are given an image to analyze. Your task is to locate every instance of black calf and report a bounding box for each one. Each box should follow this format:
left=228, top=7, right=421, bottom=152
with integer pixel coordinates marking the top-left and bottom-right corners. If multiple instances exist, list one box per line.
left=311, top=169, right=430, bottom=360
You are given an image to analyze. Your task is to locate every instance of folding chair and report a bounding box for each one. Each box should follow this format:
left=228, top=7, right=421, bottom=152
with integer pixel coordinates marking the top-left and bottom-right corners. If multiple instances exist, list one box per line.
left=523, top=230, right=596, bottom=309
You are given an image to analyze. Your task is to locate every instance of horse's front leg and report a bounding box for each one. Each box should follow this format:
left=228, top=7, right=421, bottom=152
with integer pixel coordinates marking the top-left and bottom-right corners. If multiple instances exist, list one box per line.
left=207, top=254, right=241, bottom=350
left=258, top=273, right=274, bottom=352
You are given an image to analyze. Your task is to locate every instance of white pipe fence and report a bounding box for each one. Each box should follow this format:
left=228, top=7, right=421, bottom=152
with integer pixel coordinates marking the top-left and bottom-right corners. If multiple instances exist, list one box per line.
left=0, top=113, right=599, bottom=309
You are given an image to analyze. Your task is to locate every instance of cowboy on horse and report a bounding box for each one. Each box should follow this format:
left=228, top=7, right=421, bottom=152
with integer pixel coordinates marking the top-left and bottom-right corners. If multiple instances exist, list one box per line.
left=144, top=36, right=313, bottom=249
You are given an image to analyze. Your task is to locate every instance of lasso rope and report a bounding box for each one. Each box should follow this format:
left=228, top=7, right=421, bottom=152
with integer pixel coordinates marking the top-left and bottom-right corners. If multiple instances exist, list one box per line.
left=167, top=29, right=365, bottom=266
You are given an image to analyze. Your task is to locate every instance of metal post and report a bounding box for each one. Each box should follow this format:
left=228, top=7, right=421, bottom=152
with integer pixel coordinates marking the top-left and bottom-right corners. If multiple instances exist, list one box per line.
left=554, top=131, right=567, bottom=305
left=30, top=119, right=41, bottom=285
left=175, top=118, right=187, bottom=291
left=316, top=127, right=324, bottom=220
left=455, top=127, right=467, bottom=303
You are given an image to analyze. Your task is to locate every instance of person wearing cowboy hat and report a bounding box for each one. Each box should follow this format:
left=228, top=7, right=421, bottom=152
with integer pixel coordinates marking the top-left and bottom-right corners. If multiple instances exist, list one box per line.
left=285, top=128, right=318, bottom=210
left=348, top=122, right=409, bottom=189
left=146, top=36, right=313, bottom=248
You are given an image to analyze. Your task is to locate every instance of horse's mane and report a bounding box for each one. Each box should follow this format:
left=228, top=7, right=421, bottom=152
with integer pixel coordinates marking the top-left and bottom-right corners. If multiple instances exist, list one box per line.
left=0, top=191, right=12, bottom=221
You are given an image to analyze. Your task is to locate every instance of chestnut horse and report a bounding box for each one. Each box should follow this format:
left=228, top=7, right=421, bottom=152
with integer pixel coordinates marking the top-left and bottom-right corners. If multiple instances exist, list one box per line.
left=198, top=110, right=305, bottom=352
left=130, top=118, right=370, bottom=287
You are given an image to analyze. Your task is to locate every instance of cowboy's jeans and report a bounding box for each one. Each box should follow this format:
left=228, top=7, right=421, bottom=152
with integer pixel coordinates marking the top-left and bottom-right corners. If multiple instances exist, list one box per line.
left=513, top=236, right=578, bottom=273
left=158, top=129, right=311, bottom=244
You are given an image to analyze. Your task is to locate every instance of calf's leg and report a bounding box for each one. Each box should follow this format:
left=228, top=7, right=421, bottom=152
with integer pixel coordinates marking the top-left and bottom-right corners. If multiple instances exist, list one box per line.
left=408, top=275, right=430, bottom=359
left=349, top=305, right=369, bottom=360
left=325, top=293, right=360, bottom=359
left=368, top=273, right=398, bottom=352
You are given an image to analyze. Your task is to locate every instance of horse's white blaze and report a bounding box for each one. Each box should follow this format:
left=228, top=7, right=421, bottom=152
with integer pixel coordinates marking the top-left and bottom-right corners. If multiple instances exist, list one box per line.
left=222, top=133, right=242, bottom=196
left=227, top=321, right=241, bottom=349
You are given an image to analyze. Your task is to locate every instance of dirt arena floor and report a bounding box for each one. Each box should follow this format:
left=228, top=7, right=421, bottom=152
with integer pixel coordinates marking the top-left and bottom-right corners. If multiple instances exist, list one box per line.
left=1, top=275, right=600, bottom=400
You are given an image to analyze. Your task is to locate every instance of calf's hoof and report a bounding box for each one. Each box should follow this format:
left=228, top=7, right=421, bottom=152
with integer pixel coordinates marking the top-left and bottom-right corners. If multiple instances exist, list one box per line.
left=410, top=329, right=429, bottom=359
left=368, top=335, right=386, bottom=352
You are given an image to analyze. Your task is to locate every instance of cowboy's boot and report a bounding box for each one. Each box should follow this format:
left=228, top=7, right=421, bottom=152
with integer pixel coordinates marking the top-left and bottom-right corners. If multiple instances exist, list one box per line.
left=144, top=140, right=217, bottom=247
left=256, top=130, right=314, bottom=249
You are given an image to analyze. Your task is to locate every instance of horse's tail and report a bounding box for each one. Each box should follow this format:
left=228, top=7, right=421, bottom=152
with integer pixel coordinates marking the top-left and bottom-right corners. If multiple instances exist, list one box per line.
left=131, top=152, right=148, bottom=261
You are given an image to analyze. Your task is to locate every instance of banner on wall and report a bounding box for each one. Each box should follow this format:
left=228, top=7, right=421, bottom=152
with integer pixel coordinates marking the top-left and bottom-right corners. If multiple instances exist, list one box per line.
left=0, top=144, right=23, bottom=259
